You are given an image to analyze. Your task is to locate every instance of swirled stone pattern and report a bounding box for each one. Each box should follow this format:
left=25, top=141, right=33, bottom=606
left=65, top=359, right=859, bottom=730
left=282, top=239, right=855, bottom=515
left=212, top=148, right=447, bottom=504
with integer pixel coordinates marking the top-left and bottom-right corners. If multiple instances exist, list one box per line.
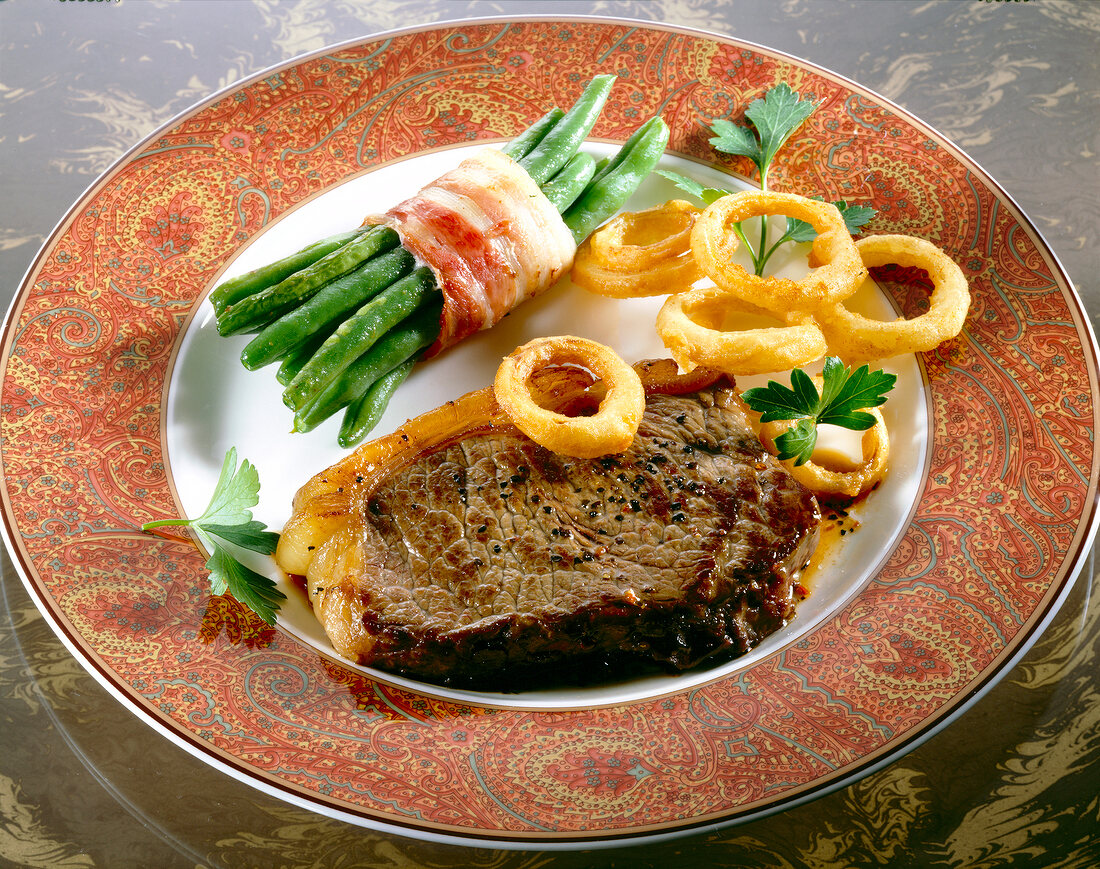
left=2, top=20, right=1094, bottom=843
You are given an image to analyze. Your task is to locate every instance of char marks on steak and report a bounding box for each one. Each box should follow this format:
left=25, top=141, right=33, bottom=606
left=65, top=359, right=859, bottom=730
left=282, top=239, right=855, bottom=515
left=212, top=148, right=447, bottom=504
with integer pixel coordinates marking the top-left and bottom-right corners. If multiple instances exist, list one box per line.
left=280, top=378, right=819, bottom=690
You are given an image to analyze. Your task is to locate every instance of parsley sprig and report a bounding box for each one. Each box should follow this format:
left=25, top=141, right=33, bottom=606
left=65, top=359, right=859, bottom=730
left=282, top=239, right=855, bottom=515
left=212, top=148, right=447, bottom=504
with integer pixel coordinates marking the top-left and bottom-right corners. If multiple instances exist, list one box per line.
left=710, top=82, right=819, bottom=191
left=143, top=447, right=285, bottom=624
left=658, top=83, right=875, bottom=275
left=742, top=357, right=897, bottom=466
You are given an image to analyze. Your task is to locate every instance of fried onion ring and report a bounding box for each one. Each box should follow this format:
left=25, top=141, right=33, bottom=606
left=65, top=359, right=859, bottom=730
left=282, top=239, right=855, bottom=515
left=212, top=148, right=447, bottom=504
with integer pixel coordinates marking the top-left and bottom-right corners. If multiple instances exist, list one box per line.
left=758, top=405, right=890, bottom=502
left=691, top=190, right=866, bottom=311
left=815, top=234, right=970, bottom=363
left=494, top=336, right=645, bottom=458
left=572, top=200, right=702, bottom=297
left=656, top=285, right=828, bottom=376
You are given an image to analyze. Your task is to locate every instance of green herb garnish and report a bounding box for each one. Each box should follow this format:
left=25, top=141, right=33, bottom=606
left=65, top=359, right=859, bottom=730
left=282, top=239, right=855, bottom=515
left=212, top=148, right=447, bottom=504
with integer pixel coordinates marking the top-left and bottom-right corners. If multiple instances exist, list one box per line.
left=741, top=357, right=897, bottom=466
left=143, top=447, right=285, bottom=624
left=784, top=200, right=877, bottom=243
left=658, top=83, right=875, bottom=275
left=707, top=82, right=819, bottom=190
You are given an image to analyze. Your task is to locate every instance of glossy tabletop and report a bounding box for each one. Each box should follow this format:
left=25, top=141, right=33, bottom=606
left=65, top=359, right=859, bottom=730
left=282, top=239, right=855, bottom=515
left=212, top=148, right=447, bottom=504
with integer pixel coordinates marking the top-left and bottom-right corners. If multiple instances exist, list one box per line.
left=1, top=1, right=1097, bottom=866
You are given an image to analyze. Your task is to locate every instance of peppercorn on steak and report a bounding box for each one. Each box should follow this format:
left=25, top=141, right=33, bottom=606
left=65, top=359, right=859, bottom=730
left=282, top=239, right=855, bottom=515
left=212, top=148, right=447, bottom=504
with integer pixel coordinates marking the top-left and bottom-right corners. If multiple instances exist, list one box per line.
left=277, top=366, right=820, bottom=690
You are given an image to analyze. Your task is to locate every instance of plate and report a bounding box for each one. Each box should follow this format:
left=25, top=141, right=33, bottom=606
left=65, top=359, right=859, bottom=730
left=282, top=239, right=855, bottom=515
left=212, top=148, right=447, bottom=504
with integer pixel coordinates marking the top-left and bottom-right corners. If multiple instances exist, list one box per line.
left=3, top=17, right=1097, bottom=848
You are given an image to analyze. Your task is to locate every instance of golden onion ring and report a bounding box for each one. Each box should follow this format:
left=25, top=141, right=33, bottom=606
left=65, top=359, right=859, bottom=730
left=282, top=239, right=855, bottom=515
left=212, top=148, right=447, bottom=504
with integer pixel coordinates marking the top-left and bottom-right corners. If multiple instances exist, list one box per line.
left=572, top=200, right=702, bottom=298
left=494, top=336, right=645, bottom=458
left=656, top=285, right=828, bottom=376
left=691, top=190, right=866, bottom=311
left=815, top=234, right=970, bottom=363
left=758, top=404, right=890, bottom=501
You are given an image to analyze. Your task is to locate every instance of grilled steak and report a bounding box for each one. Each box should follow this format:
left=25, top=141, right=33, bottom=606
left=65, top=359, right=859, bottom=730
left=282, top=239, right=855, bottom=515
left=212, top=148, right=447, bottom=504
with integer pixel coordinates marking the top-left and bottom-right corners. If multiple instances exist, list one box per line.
left=278, top=371, right=820, bottom=690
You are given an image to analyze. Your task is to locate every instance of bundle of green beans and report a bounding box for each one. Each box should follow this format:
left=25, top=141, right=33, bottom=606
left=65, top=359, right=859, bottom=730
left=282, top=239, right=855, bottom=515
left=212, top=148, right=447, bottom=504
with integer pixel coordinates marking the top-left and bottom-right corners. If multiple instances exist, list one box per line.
left=210, top=75, right=669, bottom=447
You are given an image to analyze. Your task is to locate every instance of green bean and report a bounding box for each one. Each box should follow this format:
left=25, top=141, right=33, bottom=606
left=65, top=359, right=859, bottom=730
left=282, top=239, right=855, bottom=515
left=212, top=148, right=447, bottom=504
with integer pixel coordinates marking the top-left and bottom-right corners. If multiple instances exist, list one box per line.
left=499, top=107, right=564, bottom=161
left=282, top=266, right=437, bottom=410
left=213, top=78, right=679, bottom=442
left=517, top=75, right=615, bottom=186
left=239, top=246, right=414, bottom=370
left=586, top=113, right=659, bottom=187
left=208, top=228, right=364, bottom=316
left=337, top=357, right=418, bottom=448
left=216, top=225, right=400, bottom=336
left=275, top=327, right=332, bottom=386
left=540, top=152, right=598, bottom=213
left=292, top=304, right=441, bottom=433
left=563, top=116, right=669, bottom=243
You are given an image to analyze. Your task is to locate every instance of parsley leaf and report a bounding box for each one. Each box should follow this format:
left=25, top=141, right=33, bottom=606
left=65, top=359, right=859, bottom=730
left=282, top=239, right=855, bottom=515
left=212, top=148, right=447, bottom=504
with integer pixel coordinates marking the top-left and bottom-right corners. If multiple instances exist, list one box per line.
left=142, top=447, right=285, bottom=624
left=741, top=358, right=897, bottom=466
left=654, top=169, right=730, bottom=205
left=770, top=417, right=819, bottom=468
left=199, top=520, right=279, bottom=554
left=784, top=200, right=877, bottom=244
left=708, top=118, right=764, bottom=166
left=658, top=83, right=818, bottom=204
left=726, top=83, right=820, bottom=189
left=192, top=447, right=263, bottom=527
left=200, top=532, right=286, bottom=626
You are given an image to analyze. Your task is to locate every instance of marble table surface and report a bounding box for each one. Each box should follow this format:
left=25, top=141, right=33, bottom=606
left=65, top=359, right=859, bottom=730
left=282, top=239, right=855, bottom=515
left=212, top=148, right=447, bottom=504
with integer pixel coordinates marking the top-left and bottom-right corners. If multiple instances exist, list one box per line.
left=1, top=1, right=1097, bottom=866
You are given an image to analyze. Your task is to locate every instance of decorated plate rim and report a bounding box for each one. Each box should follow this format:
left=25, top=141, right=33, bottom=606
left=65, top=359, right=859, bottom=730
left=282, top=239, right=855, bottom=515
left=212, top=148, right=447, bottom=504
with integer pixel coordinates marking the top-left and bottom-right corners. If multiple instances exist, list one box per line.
left=3, top=14, right=1098, bottom=848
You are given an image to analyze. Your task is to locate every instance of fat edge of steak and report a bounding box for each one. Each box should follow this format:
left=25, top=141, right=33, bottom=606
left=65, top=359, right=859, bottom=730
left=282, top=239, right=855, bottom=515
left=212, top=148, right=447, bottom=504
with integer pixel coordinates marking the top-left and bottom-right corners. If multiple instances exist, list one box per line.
left=341, top=386, right=820, bottom=689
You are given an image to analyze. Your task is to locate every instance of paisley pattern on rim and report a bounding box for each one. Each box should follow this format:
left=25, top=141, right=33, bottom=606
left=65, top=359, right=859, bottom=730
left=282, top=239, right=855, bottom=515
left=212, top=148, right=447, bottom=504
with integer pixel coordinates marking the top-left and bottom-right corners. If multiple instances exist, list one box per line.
left=2, top=20, right=1095, bottom=843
